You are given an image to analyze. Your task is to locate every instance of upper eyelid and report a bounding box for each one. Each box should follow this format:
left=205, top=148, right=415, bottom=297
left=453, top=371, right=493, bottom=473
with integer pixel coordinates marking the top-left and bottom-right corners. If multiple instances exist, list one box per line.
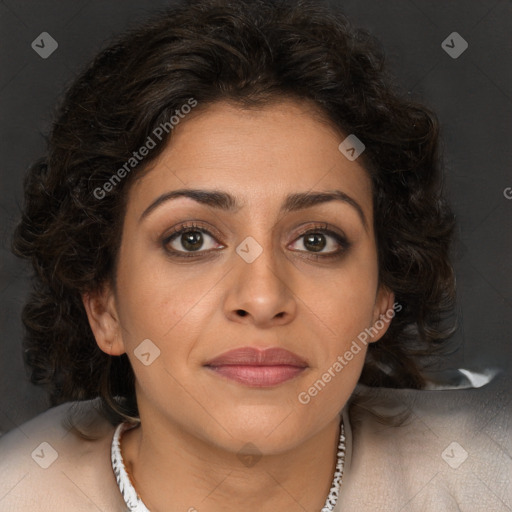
left=163, top=222, right=221, bottom=241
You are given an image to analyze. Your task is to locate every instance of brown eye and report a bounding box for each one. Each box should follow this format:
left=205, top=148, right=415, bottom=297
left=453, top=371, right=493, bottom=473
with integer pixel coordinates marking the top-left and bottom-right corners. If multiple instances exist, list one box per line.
left=179, top=230, right=205, bottom=251
left=163, top=222, right=223, bottom=258
left=289, top=228, right=350, bottom=259
left=303, top=233, right=327, bottom=252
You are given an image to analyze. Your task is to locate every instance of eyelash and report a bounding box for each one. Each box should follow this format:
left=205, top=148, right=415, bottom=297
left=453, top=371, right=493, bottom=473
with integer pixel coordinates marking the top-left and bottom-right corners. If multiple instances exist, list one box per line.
left=162, top=221, right=350, bottom=260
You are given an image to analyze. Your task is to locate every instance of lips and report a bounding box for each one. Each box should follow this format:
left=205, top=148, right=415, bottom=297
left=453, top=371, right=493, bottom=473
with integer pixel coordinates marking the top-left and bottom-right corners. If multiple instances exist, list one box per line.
left=204, top=347, right=308, bottom=387
left=205, top=347, right=308, bottom=367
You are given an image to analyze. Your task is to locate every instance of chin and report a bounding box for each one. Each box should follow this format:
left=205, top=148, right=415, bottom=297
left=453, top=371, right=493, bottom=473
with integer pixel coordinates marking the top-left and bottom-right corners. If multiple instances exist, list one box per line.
left=202, top=406, right=321, bottom=455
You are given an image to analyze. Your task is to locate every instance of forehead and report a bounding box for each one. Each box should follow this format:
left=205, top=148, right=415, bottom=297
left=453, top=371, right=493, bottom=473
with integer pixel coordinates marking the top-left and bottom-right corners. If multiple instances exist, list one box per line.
left=128, top=100, right=373, bottom=219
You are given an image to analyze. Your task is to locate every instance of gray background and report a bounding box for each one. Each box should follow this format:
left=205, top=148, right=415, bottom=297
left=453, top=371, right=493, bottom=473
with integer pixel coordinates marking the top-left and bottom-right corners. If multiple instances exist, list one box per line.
left=1, top=0, right=511, bottom=434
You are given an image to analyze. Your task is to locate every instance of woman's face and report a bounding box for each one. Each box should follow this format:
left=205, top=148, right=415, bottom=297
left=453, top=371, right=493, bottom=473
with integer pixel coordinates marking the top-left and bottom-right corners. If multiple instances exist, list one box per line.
left=87, top=99, right=393, bottom=454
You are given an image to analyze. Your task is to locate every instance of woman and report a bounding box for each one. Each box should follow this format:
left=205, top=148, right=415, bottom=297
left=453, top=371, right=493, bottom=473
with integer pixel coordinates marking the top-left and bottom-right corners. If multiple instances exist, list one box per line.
left=2, top=0, right=508, bottom=510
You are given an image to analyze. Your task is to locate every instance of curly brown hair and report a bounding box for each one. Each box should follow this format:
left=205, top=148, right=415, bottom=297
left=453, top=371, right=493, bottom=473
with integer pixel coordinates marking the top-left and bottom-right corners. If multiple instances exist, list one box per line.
left=12, top=0, right=456, bottom=425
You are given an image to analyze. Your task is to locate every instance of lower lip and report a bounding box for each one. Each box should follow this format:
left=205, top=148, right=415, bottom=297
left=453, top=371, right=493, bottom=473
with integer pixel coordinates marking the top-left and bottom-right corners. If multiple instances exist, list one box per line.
left=206, top=365, right=306, bottom=387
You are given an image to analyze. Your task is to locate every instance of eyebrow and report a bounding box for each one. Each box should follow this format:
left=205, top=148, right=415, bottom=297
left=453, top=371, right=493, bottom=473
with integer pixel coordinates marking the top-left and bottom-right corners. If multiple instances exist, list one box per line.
left=139, top=188, right=368, bottom=229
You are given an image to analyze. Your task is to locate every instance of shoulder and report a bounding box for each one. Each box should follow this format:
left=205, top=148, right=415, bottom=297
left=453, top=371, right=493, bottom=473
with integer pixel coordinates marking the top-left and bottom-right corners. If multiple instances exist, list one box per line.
left=0, top=399, right=125, bottom=511
left=338, top=373, right=512, bottom=511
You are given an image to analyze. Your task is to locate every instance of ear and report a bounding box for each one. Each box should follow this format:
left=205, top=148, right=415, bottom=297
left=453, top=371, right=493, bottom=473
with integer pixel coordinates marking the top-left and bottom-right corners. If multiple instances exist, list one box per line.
left=368, top=285, right=396, bottom=343
left=82, top=282, right=125, bottom=356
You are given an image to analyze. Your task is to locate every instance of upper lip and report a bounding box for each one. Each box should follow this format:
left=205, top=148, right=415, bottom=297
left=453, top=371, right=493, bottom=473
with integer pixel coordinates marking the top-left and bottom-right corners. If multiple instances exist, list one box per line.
left=204, top=347, right=308, bottom=367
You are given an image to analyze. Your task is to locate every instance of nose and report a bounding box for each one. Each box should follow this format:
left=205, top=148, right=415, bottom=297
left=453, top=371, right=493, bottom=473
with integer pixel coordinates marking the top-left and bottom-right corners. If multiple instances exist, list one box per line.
left=223, top=240, right=297, bottom=328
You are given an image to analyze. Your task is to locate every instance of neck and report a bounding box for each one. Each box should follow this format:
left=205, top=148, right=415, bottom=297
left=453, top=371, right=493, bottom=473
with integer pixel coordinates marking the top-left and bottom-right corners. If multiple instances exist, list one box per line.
left=121, top=412, right=344, bottom=512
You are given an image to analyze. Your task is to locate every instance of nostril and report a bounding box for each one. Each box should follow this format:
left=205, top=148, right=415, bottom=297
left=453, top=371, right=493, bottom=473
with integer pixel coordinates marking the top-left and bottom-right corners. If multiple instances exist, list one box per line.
left=236, top=309, right=247, bottom=316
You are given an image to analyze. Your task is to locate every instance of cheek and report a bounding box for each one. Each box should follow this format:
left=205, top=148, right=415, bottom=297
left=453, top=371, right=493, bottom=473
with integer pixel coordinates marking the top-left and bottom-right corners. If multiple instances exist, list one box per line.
left=302, top=278, right=373, bottom=386
left=306, top=247, right=380, bottom=339
left=115, top=262, right=221, bottom=345
left=113, top=262, right=219, bottom=403
left=294, top=269, right=377, bottom=416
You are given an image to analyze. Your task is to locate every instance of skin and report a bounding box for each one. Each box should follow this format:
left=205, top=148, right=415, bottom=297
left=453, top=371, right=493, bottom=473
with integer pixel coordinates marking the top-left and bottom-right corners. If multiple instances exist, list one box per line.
left=83, top=99, right=394, bottom=512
